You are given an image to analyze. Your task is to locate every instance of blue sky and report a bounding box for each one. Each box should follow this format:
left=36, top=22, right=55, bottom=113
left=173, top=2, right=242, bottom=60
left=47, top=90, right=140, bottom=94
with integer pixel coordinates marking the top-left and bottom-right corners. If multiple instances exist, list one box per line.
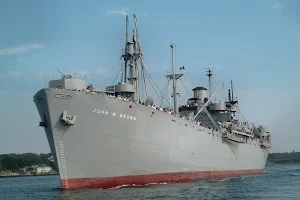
left=0, top=0, right=299, bottom=153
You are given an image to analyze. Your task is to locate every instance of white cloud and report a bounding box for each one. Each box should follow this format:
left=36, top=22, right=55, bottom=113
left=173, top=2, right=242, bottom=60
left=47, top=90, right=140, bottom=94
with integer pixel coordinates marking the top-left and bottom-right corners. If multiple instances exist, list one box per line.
left=105, top=8, right=128, bottom=16
left=0, top=44, right=44, bottom=55
left=142, top=12, right=147, bottom=16
left=272, top=3, right=283, bottom=9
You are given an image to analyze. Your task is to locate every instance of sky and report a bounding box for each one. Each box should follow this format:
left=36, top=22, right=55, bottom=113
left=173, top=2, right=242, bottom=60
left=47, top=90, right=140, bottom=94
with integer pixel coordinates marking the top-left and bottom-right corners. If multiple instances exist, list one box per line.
left=0, top=0, right=299, bottom=154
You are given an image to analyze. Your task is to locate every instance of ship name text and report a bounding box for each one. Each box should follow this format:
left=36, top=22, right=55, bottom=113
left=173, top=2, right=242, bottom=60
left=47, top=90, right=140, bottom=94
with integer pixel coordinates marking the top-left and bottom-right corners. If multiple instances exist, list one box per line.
left=93, top=109, right=136, bottom=121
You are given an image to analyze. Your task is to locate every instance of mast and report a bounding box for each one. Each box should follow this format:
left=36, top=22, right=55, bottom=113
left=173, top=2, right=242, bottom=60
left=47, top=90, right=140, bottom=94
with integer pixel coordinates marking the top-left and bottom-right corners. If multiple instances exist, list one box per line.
left=170, top=44, right=178, bottom=114
left=133, top=14, right=139, bottom=102
left=124, top=15, right=129, bottom=83
left=206, top=69, right=213, bottom=98
left=134, top=14, right=148, bottom=101
left=129, top=29, right=138, bottom=101
left=118, top=14, right=147, bottom=102
left=231, top=80, right=234, bottom=102
left=121, top=15, right=130, bottom=84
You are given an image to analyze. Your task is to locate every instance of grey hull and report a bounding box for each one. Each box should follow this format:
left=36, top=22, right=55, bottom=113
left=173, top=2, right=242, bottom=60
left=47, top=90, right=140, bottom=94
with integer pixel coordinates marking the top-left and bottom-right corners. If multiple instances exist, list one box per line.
left=34, top=88, right=269, bottom=189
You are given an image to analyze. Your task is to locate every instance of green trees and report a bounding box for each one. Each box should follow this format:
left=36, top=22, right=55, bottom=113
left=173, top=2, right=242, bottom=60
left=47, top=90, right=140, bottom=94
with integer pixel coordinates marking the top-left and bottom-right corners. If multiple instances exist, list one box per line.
left=0, top=153, right=57, bottom=171
left=0, top=159, right=3, bottom=171
left=267, top=152, right=300, bottom=164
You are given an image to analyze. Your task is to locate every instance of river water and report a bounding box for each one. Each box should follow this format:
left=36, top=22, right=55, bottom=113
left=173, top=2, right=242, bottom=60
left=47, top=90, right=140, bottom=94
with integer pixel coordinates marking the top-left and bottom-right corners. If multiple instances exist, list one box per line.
left=1, top=164, right=299, bottom=200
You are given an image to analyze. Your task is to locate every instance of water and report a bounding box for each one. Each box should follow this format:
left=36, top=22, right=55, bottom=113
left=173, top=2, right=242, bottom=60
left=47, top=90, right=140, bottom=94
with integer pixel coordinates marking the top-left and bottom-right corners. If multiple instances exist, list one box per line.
left=1, top=164, right=299, bottom=200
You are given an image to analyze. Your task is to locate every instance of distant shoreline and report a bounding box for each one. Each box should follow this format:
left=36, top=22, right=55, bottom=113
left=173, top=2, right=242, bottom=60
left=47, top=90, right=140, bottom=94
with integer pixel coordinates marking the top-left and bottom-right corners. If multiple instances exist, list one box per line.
left=0, top=173, right=58, bottom=178
left=267, top=152, right=300, bottom=165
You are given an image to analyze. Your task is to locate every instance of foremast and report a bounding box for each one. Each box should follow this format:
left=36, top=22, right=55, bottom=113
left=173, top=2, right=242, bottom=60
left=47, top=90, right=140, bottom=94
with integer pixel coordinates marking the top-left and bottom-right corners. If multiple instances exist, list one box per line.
left=121, top=15, right=140, bottom=101
left=107, top=14, right=148, bottom=102
left=171, top=44, right=178, bottom=114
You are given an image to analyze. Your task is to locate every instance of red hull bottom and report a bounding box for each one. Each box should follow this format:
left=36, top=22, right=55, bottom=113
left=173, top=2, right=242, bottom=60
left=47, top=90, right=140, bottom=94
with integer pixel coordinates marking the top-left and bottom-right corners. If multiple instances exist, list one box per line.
left=61, top=169, right=263, bottom=189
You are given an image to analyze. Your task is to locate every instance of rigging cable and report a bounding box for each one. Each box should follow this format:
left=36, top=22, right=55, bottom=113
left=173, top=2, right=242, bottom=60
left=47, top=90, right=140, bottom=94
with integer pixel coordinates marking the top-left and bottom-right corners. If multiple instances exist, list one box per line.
left=111, top=59, right=123, bottom=85
left=236, top=105, right=248, bottom=124
left=144, top=71, right=164, bottom=106
left=155, top=79, right=171, bottom=106
left=179, top=78, right=193, bottom=98
left=120, top=63, right=124, bottom=83
left=140, top=67, right=145, bottom=102
left=144, top=67, right=169, bottom=103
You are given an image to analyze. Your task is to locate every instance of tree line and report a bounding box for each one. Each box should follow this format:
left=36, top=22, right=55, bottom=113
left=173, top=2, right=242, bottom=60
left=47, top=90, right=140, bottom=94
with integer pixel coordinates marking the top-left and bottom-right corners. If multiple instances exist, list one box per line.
left=0, top=153, right=57, bottom=172
left=267, top=151, right=300, bottom=164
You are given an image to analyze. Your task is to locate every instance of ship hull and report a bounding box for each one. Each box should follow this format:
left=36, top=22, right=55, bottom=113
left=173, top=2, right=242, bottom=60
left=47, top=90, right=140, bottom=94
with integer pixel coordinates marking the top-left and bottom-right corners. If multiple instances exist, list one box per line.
left=61, top=169, right=263, bottom=189
left=34, top=88, right=269, bottom=189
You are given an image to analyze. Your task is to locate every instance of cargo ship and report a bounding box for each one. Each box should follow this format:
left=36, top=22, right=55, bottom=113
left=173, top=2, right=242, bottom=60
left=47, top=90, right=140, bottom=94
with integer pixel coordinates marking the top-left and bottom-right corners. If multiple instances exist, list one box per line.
left=33, top=14, right=271, bottom=189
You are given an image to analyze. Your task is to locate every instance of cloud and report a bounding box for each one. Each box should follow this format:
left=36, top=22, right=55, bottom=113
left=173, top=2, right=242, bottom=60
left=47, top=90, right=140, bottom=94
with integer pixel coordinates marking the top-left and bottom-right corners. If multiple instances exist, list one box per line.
left=105, top=8, right=128, bottom=16
left=142, top=12, right=147, bottom=16
left=0, top=44, right=44, bottom=55
left=272, top=3, right=283, bottom=9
